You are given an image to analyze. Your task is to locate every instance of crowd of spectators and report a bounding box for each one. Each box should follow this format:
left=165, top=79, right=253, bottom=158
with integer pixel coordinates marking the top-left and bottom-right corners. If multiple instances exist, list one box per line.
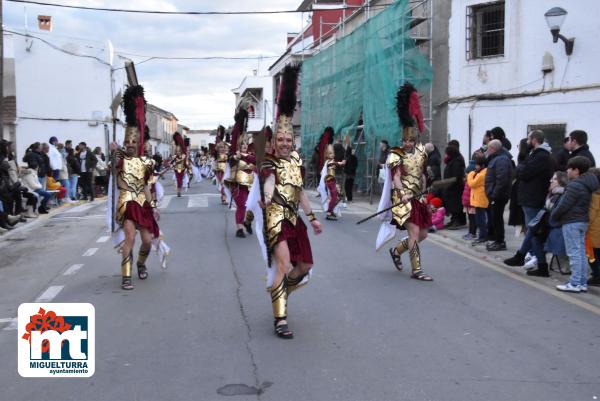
left=0, top=136, right=107, bottom=234
left=431, top=128, right=598, bottom=293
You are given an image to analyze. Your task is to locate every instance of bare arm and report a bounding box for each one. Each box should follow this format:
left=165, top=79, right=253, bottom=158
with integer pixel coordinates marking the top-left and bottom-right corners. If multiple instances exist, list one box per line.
left=299, top=189, right=322, bottom=235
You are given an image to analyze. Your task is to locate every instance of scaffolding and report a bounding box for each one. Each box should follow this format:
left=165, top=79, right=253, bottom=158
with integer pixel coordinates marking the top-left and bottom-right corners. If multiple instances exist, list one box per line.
left=301, top=0, right=433, bottom=201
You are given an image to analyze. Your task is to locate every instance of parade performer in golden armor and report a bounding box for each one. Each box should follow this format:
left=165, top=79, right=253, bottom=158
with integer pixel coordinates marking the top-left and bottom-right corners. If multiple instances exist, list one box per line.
left=169, top=132, right=191, bottom=197
left=317, top=127, right=345, bottom=221
left=213, top=126, right=229, bottom=205
left=377, top=82, right=432, bottom=281
left=109, top=85, right=160, bottom=290
left=256, top=65, right=322, bottom=339
left=225, top=108, right=256, bottom=238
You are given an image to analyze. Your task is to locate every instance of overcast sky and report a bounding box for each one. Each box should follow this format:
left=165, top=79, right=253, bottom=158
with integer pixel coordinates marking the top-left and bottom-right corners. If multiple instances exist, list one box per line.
left=5, top=0, right=304, bottom=129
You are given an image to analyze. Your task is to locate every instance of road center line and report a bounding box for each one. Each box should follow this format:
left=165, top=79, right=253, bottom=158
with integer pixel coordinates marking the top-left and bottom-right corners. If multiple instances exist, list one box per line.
left=1, top=318, right=17, bottom=331
left=83, top=248, right=98, bottom=256
left=63, top=264, right=84, bottom=276
left=96, top=235, right=110, bottom=243
left=35, top=286, right=64, bottom=302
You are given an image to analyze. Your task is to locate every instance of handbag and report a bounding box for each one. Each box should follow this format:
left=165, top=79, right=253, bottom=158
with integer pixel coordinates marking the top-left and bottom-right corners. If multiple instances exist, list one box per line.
left=528, top=209, right=549, bottom=238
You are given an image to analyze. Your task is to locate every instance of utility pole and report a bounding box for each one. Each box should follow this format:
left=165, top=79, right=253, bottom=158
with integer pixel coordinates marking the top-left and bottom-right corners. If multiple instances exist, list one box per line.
left=0, top=0, right=4, bottom=140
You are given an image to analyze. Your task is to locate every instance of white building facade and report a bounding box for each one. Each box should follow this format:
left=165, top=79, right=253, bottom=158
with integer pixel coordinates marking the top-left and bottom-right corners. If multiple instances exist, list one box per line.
left=3, top=30, right=133, bottom=160
left=447, top=0, right=600, bottom=160
left=232, top=75, right=274, bottom=133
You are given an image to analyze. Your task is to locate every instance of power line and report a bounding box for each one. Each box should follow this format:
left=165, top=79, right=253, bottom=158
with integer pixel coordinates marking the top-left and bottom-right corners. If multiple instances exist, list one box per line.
left=5, top=29, right=279, bottom=67
left=6, top=0, right=390, bottom=15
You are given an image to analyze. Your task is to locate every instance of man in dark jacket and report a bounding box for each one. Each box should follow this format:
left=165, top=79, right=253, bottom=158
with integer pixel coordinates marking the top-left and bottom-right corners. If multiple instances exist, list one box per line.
left=553, top=156, right=599, bottom=293
left=504, top=131, right=555, bottom=266
left=424, top=143, right=441, bottom=186
left=553, top=137, right=571, bottom=171
left=568, top=130, right=596, bottom=167
left=484, top=139, right=513, bottom=251
left=343, top=146, right=358, bottom=202
left=78, top=142, right=98, bottom=201
left=443, top=144, right=465, bottom=229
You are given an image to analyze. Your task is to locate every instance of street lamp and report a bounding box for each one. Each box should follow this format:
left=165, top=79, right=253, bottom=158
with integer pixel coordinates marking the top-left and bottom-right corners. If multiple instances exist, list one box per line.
left=544, top=7, right=575, bottom=56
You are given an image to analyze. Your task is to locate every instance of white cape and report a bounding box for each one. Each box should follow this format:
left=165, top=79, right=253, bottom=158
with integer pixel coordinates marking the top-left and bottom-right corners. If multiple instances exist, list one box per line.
left=223, top=164, right=232, bottom=205
left=375, top=165, right=396, bottom=251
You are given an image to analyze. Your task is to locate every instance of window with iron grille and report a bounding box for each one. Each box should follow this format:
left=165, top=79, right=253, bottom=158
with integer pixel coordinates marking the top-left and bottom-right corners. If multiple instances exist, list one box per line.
left=466, top=1, right=505, bottom=60
left=528, top=124, right=567, bottom=154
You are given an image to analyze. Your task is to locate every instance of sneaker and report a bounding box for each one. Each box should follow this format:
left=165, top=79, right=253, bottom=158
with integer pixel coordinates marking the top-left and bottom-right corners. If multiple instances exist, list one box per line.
left=462, top=233, right=477, bottom=240
left=524, top=252, right=534, bottom=263
left=523, top=256, right=538, bottom=270
left=471, top=238, right=487, bottom=246
left=486, top=241, right=507, bottom=251
left=579, top=285, right=588, bottom=293
left=556, top=282, right=581, bottom=293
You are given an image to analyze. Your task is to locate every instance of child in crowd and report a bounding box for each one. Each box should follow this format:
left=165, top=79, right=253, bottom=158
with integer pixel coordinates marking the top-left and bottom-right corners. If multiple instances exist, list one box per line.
left=467, top=155, right=489, bottom=246
left=429, top=197, right=445, bottom=232
left=462, top=175, right=476, bottom=240
left=552, top=157, right=599, bottom=293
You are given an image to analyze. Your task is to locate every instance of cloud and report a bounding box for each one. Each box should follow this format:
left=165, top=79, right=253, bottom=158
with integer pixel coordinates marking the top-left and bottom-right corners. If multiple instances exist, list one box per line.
left=5, top=0, right=302, bottom=128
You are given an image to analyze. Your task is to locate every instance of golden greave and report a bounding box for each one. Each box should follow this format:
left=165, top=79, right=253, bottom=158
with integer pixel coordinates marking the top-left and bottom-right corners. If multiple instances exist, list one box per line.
left=270, top=280, right=288, bottom=319
left=121, top=253, right=133, bottom=278
left=409, top=241, right=422, bottom=274
left=395, top=237, right=410, bottom=255
left=137, top=246, right=151, bottom=267
left=285, top=273, right=308, bottom=296
left=245, top=210, right=254, bottom=225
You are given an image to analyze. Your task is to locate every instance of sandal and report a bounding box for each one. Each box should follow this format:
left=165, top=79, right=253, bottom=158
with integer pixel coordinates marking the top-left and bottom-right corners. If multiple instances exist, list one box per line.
left=411, top=271, right=433, bottom=281
left=274, top=317, right=293, bottom=340
left=137, top=263, right=148, bottom=280
left=121, top=277, right=134, bottom=290
left=389, top=248, right=403, bottom=271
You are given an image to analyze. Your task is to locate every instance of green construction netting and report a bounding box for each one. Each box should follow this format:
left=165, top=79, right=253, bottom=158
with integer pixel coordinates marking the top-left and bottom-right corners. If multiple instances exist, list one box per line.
left=301, top=0, right=432, bottom=192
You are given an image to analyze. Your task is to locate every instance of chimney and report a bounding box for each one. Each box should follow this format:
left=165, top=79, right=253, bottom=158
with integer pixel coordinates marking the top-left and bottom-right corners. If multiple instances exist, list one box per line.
left=38, top=15, right=52, bottom=31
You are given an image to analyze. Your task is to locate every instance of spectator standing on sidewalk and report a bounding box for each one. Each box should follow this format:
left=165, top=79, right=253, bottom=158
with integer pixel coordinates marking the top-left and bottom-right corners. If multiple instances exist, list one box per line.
left=526, top=171, right=568, bottom=277
left=504, top=131, right=554, bottom=267
left=344, top=145, right=357, bottom=202
left=93, top=147, right=108, bottom=196
left=66, top=148, right=80, bottom=200
left=424, top=143, right=441, bottom=187
left=443, top=144, right=466, bottom=229
left=553, top=137, right=571, bottom=172
left=56, top=143, right=72, bottom=202
left=484, top=139, right=513, bottom=251
left=48, top=137, right=63, bottom=180
left=553, top=156, right=599, bottom=293
left=490, top=126, right=512, bottom=151
left=567, top=130, right=596, bottom=167
left=40, top=143, right=52, bottom=190
left=586, top=168, right=600, bottom=286
left=78, top=142, right=97, bottom=201
left=467, top=154, right=489, bottom=245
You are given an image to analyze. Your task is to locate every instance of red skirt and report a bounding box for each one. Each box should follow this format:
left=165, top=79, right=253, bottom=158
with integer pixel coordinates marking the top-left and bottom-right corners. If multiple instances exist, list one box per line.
left=276, top=219, right=313, bottom=266
left=124, top=201, right=160, bottom=238
left=392, top=199, right=432, bottom=230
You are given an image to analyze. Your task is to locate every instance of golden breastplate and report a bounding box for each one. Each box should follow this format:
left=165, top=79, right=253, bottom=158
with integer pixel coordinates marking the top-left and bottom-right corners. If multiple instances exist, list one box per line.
left=216, top=153, right=228, bottom=172
left=117, top=157, right=150, bottom=223
left=264, top=152, right=304, bottom=250
left=326, top=161, right=336, bottom=180
left=235, top=159, right=255, bottom=187
left=173, top=155, right=186, bottom=173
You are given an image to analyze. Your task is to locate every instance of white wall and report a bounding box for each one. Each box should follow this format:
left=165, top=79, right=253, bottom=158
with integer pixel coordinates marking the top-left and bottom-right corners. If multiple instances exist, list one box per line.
left=7, top=32, right=129, bottom=161
left=448, top=0, right=600, bottom=160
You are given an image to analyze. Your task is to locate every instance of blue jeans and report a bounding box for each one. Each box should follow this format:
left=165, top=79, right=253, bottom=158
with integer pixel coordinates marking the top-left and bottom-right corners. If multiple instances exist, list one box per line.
left=52, top=169, right=60, bottom=180
left=69, top=176, right=79, bottom=200
left=38, top=176, right=47, bottom=191
left=518, top=206, right=542, bottom=254
left=34, top=189, right=51, bottom=209
left=475, top=208, right=487, bottom=240
left=562, top=222, right=589, bottom=287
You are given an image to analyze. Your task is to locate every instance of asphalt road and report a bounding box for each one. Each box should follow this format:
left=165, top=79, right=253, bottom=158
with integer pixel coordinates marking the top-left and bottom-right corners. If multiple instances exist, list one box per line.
left=0, top=179, right=598, bottom=401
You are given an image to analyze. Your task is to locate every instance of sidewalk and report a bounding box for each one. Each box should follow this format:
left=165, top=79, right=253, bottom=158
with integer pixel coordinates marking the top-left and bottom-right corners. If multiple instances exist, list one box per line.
left=0, top=197, right=106, bottom=245
left=307, top=189, right=600, bottom=307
